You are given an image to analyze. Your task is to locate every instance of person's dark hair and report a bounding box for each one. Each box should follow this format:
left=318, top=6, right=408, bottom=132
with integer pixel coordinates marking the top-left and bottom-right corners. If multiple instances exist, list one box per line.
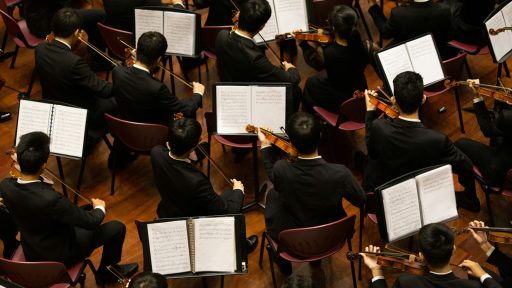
left=168, top=118, right=201, bottom=156
left=329, top=5, right=358, bottom=39
left=51, top=8, right=83, bottom=38
left=136, top=32, right=168, bottom=66
left=128, top=272, right=167, bottom=288
left=238, top=0, right=272, bottom=34
left=16, top=132, right=50, bottom=175
left=393, top=71, right=424, bottom=114
left=419, top=223, right=454, bottom=269
left=286, top=112, right=321, bottom=155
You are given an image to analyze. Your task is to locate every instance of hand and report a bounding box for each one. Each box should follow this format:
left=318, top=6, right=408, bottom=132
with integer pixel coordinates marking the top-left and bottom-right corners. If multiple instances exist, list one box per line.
left=365, top=89, right=378, bottom=111
left=257, top=127, right=272, bottom=147
left=291, top=29, right=303, bottom=45
left=459, top=259, right=487, bottom=278
left=232, top=179, right=244, bottom=192
left=282, top=61, right=295, bottom=71
left=468, top=220, right=493, bottom=254
left=361, top=245, right=383, bottom=277
left=91, top=198, right=106, bottom=209
left=467, top=79, right=480, bottom=95
left=0, top=197, right=5, bottom=209
left=170, top=0, right=184, bottom=6
left=193, top=82, right=205, bottom=96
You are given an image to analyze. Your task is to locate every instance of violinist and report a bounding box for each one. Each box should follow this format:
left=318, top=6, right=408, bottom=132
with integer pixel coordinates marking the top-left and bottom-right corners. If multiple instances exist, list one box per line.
left=454, top=79, right=512, bottom=187
left=215, top=0, right=302, bottom=112
left=0, top=132, right=138, bottom=284
left=258, top=112, right=366, bottom=276
left=128, top=272, right=167, bottom=288
left=361, top=223, right=503, bottom=288
left=364, top=71, right=479, bottom=212
left=296, top=5, right=369, bottom=113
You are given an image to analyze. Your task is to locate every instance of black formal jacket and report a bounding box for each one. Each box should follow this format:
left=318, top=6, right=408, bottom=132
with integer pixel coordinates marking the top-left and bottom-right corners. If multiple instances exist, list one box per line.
left=112, top=66, right=202, bottom=124
left=204, top=0, right=237, bottom=26
left=35, top=40, right=112, bottom=111
left=0, top=178, right=104, bottom=266
left=363, top=111, right=473, bottom=192
left=103, top=0, right=167, bottom=32
left=23, top=0, right=70, bottom=38
left=262, top=147, right=366, bottom=239
left=151, top=145, right=244, bottom=218
left=488, top=247, right=512, bottom=287
left=370, top=272, right=502, bottom=288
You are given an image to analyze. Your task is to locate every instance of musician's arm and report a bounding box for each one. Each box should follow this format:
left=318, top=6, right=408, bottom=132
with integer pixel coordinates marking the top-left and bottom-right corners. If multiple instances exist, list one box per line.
left=474, top=99, right=503, bottom=138
left=299, top=41, right=325, bottom=71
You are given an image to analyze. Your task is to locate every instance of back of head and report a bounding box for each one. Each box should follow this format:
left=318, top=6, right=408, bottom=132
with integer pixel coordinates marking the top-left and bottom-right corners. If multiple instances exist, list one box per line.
left=128, top=272, right=167, bottom=288
left=51, top=8, right=83, bottom=38
left=286, top=112, right=321, bottom=155
left=16, top=132, right=50, bottom=175
left=136, top=31, right=168, bottom=66
left=329, top=5, right=358, bottom=39
left=238, top=0, right=272, bottom=34
left=419, top=223, right=454, bottom=269
left=168, top=118, right=202, bottom=156
left=393, top=71, right=424, bottom=114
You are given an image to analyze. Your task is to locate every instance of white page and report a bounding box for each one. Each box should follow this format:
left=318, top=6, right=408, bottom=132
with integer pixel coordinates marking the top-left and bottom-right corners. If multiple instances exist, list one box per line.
left=274, top=0, right=308, bottom=35
left=381, top=178, right=422, bottom=242
left=216, top=85, right=252, bottom=134
left=255, top=0, right=279, bottom=43
left=406, top=35, right=444, bottom=86
left=415, top=165, right=458, bottom=225
left=502, top=1, right=512, bottom=26
left=377, top=45, right=414, bottom=93
left=163, top=11, right=196, bottom=56
left=193, top=217, right=236, bottom=273
left=486, top=11, right=512, bottom=62
left=251, top=86, right=286, bottom=132
left=147, top=221, right=191, bottom=275
left=16, top=100, right=52, bottom=145
left=135, top=9, right=163, bottom=46
left=49, top=105, right=87, bottom=158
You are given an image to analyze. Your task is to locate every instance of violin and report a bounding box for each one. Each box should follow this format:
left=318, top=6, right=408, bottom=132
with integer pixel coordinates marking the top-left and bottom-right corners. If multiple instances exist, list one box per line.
left=454, top=226, right=512, bottom=245
left=245, top=124, right=298, bottom=158
left=489, top=27, right=512, bottom=36
left=347, top=251, right=427, bottom=276
left=107, top=265, right=131, bottom=287
left=444, top=80, right=512, bottom=105
left=277, top=30, right=333, bottom=44
left=353, top=90, right=400, bottom=119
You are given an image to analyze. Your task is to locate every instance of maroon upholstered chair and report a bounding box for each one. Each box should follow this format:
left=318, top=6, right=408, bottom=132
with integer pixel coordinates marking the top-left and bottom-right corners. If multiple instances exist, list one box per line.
left=473, top=166, right=512, bottom=226
left=97, top=22, right=134, bottom=80
left=313, top=96, right=366, bottom=131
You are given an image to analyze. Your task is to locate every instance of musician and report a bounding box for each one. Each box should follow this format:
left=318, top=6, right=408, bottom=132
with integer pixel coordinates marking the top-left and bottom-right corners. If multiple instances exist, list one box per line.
left=364, top=71, right=479, bottom=212
left=150, top=118, right=258, bottom=252
left=296, top=5, right=369, bottom=113
left=112, top=31, right=204, bottom=124
left=361, top=223, right=503, bottom=288
left=128, top=272, right=168, bottom=288
left=215, top=0, right=302, bottom=111
left=449, top=0, right=495, bottom=45
left=204, top=0, right=238, bottom=26
left=454, top=80, right=512, bottom=187
left=0, top=199, right=18, bottom=258
left=258, top=112, right=366, bottom=275
left=367, top=0, right=457, bottom=60
left=0, top=132, right=138, bottom=284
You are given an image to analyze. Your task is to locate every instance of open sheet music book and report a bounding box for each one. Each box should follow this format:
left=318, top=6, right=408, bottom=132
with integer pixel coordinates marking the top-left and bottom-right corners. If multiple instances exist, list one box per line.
left=376, top=165, right=458, bottom=243
left=375, top=33, right=445, bottom=94
left=135, top=7, right=200, bottom=57
left=15, top=100, right=87, bottom=159
left=213, top=83, right=290, bottom=135
left=254, top=0, right=309, bottom=43
left=485, top=0, right=512, bottom=63
left=141, top=215, right=248, bottom=277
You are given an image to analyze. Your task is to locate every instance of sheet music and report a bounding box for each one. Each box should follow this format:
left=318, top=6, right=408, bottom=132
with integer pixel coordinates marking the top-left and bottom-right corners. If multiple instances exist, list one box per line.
left=416, top=165, right=458, bottom=225
left=274, top=0, right=308, bottom=34
left=251, top=86, right=286, bottom=132
left=486, top=11, right=512, bottom=62
left=49, top=105, right=87, bottom=158
left=16, top=100, right=52, bottom=145
left=377, top=44, right=414, bottom=93
left=135, top=9, right=164, bottom=46
left=502, top=1, right=512, bottom=26
left=163, top=11, right=196, bottom=56
left=406, top=35, right=444, bottom=86
left=193, top=217, right=236, bottom=273
left=255, top=0, right=279, bottom=43
left=147, top=221, right=191, bottom=275
left=216, top=85, right=252, bottom=134
left=381, top=178, right=422, bottom=242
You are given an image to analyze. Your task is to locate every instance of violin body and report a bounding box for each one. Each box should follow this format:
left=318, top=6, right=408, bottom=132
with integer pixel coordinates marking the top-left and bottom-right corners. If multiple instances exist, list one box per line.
left=346, top=251, right=427, bottom=276
left=353, top=90, right=399, bottom=119
left=245, top=124, right=298, bottom=158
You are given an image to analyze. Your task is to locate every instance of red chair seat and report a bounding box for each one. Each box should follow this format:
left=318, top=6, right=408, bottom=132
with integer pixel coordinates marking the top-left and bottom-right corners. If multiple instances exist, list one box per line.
left=313, top=106, right=338, bottom=127
left=367, top=213, right=378, bottom=224
left=448, top=40, right=489, bottom=55
left=338, top=121, right=365, bottom=131
left=4, top=0, right=22, bottom=6
left=17, top=19, right=44, bottom=47
left=213, top=134, right=259, bottom=148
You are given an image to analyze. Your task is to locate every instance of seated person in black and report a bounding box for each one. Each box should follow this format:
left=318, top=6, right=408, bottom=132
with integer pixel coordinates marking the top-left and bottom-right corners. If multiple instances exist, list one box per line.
left=0, top=132, right=137, bottom=284
left=362, top=223, right=503, bottom=288
left=258, top=112, right=366, bottom=275
left=0, top=198, right=18, bottom=258
left=297, top=5, right=369, bottom=113
left=128, top=272, right=167, bottom=288
left=150, top=118, right=258, bottom=252
left=204, top=0, right=238, bottom=26
left=449, top=0, right=495, bottom=45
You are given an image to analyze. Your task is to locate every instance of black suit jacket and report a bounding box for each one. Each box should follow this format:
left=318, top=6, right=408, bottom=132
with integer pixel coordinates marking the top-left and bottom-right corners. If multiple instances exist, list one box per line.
left=204, top=0, right=236, bottom=26
left=150, top=145, right=244, bottom=218
left=103, top=0, right=166, bottom=32
left=262, top=147, right=366, bottom=239
left=23, top=0, right=70, bottom=38
left=364, top=111, right=473, bottom=192
left=0, top=178, right=104, bottom=266
left=112, top=66, right=202, bottom=124
left=370, top=272, right=502, bottom=288
left=488, top=248, right=512, bottom=287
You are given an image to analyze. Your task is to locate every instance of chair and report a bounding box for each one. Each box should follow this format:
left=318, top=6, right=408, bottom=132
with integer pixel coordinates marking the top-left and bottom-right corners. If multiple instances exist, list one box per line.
left=313, top=96, right=366, bottom=131
left=96, top=22, right=134, bottom=80
left=0, top=0, right=23, bottom=52
left=200, top=26, right=232, bottom=78
left=0, top=246, right=97, bottom=288
left=423, top=52, right=468, bottom=133
left=259, top=215, right=357, bottom=288
left=105, top=114, right=169, bottom=195
left=473, top=166, right=512, bottom=227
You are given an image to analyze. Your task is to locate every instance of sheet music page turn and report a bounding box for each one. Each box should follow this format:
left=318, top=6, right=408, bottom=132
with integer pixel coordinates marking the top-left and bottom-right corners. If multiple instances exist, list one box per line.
left=147, top=221, right=191, bottom=275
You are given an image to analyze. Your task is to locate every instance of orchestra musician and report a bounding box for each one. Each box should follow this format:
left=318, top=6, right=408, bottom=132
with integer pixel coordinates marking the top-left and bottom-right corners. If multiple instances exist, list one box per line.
left=0, top=132, right=138, bottom=284
left=128, top=272, right=168, bottom=288
left=204, top=0, right=239, bottom=26
left=296, top=5, right=369, bottom=113
left=361, top=223, right=503, bottom=288
left=448, top=0, right=495, bottom=45
left=258, top=112, right=366, bottom=275
left=364, top=71, right=479, bottom=212
left=0, top=197, right=18, bottom=259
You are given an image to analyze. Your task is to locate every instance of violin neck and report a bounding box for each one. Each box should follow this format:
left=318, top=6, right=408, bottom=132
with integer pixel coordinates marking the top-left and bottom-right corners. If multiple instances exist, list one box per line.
left=473, top=227, right=512, bottom=233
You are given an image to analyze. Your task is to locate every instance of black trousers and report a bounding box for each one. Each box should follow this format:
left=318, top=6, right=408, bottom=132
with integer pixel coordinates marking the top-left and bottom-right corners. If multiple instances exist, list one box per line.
left=0, top=210, right=18, bottom=258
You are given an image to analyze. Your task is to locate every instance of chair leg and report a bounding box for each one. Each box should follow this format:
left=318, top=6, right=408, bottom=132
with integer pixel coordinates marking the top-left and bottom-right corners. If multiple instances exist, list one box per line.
left=207, top=135, right=212, bottom=179
left=26, top=67, right=37, bottom=98
left=358, top=207, right=365, bottom=280
left=354, top=0, right=373, bottom=42
left=252, top=140, right=260, bottom=202
left=348, top=239, right=357, bottom=288
left=267, top=244, right=278, bottom=288
left=202, top=277, right=208, bottom=288
left=259, top=231, right=266, bottom=268
left=219, top=275, right=224, bottom=288
left=1, top=29, right=8, bottom=52
left=9, top=45, right=19, bottom=69
left=464, top=58, right=474, bottom=79
left=110, top=140, right=118, bottom=195
left=454, top=88, right=465, bottom=133
left=205, top=58, right=209, bottom=79
left=56, top=156, right=68, bottom=198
